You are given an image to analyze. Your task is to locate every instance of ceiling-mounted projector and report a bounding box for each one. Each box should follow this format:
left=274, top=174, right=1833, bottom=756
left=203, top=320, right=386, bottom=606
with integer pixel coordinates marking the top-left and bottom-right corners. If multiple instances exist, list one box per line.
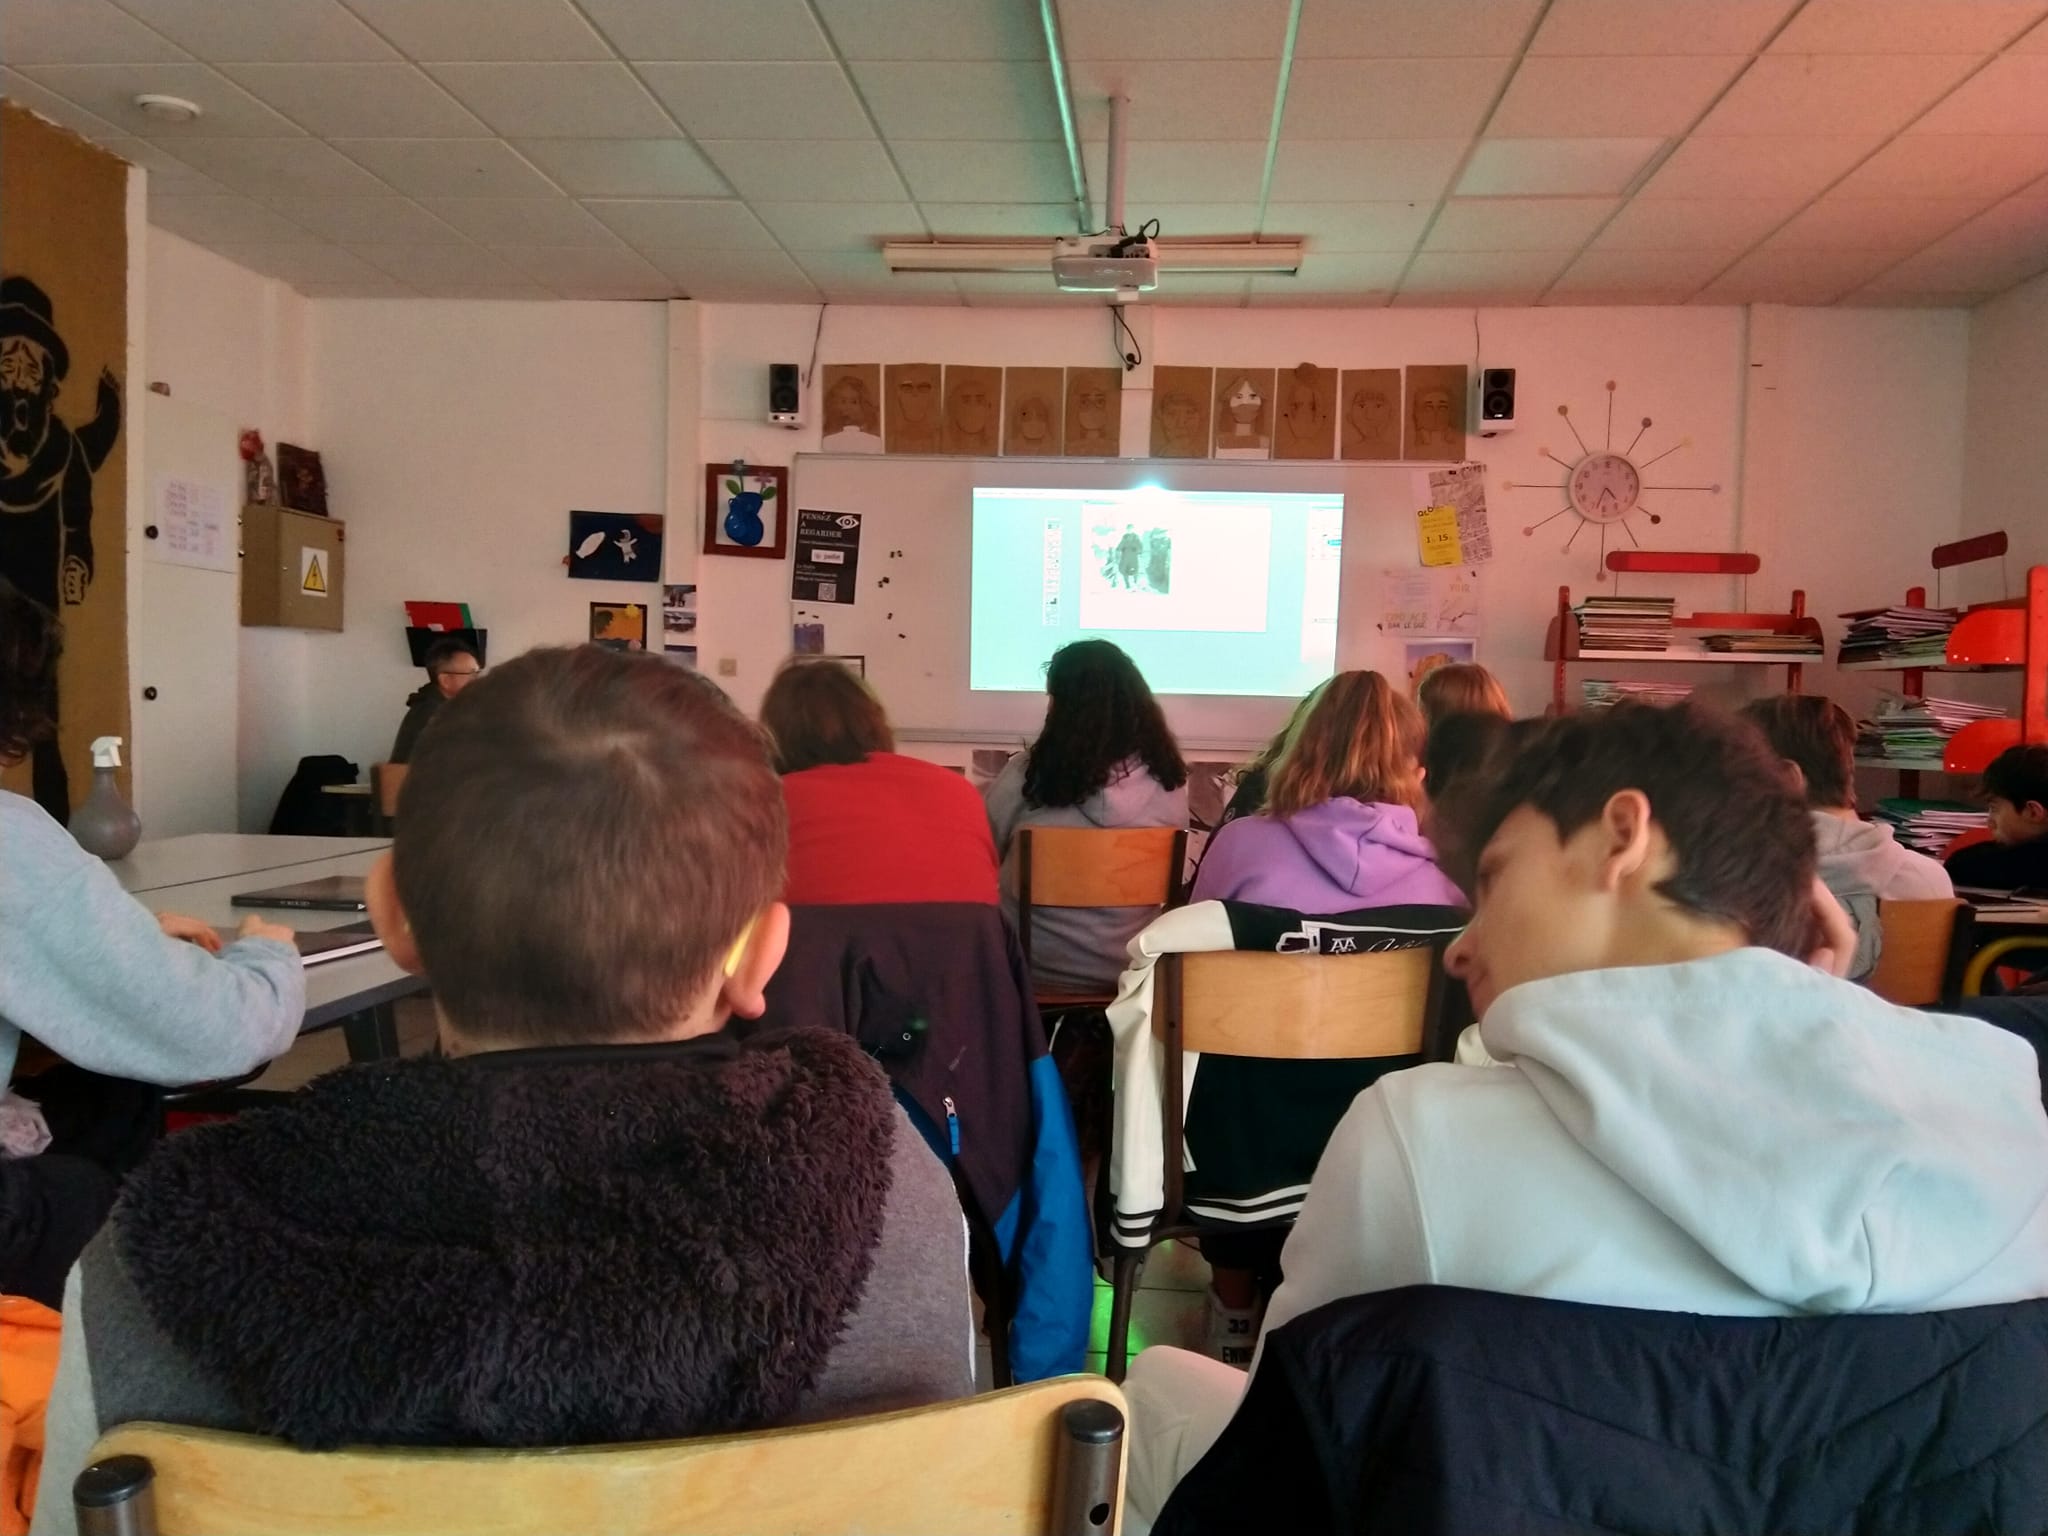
left=1052, top=235, right=1158, bottom=300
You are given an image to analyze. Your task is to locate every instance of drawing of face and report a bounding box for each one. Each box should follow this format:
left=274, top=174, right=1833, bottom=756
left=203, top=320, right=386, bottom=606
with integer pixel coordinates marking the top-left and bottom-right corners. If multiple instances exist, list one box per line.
left=1015, top=395, right=1051, bottom=444
left=1077, top=384, right=1109, bottom=433
left=1414, top=386, right=1454, bottom=442
left=1347, top=386, right=1390, bottom=442
left=1226, top=377, right=1262, bottom=430
left=952, top=377, right=994, bottom=436
left=1161, top=392, right=1201, bottom=446
left=825, top=376, right=869, bottom=434
left=897, top=373, right=936, bottom=426
left=1284, top=377, right=1320, bottom=436
left=1, top=336, right=55, bottom=468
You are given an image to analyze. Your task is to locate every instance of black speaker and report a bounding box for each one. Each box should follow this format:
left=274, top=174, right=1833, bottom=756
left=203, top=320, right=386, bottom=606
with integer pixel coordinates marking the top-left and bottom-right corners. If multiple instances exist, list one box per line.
left=768, top=362, right=802, bottom=426
left=1479, top=367, right=1516, bottom=424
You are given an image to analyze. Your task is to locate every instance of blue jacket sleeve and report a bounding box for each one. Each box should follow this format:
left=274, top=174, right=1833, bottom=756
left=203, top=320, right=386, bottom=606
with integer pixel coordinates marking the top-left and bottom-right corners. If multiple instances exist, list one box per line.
left=994, top=1053, right=1094, bottom=1381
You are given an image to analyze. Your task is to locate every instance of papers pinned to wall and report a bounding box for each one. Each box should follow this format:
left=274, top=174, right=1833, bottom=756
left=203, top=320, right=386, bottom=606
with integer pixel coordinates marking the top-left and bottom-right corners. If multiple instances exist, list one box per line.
left=1419, top=462, right=1494, bottom=564
left=152, top=476, right=234, bottom=573
left=1377, top=567, right=1481, bottom=638
left=1416, top=504, right=1462, bottom=566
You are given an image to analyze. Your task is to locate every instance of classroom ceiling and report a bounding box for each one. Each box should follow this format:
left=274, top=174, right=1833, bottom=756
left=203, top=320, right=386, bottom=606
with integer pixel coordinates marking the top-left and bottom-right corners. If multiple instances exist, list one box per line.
left=7, top=0, right=2048, bottom=307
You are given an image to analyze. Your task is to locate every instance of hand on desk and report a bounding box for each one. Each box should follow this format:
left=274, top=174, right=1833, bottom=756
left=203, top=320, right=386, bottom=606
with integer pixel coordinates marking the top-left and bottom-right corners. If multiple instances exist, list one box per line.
left=236, top=913, right=297, bottom=946
left=157, top=912, right=223, bottom=954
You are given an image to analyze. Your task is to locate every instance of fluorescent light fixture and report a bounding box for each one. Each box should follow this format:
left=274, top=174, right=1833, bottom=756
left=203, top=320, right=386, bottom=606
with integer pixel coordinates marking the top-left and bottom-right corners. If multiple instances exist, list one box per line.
left=882, top=239, right=1304, bottom=275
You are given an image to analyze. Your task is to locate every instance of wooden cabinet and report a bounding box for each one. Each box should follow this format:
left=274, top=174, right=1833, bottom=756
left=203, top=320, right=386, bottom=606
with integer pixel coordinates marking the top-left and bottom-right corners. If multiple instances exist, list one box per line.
left=242, top=502, right=345, bottom=630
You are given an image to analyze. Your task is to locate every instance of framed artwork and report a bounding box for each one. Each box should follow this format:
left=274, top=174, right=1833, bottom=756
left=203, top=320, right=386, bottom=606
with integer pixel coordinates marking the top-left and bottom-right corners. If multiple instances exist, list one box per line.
left=942, top=364, right=1002, bottom=456
left=820, top=363, right=882, bottom=453
left=589, top=601, right=647, bottom=652
left=1403, top=363, right=1468, bottom=461
left=885, top=362, right=942, bottom=453
left=1064, top=366, right=1121, bottom=456
left=567, top=511, right=663, bottom=581
left=1403, top=637, right=1477, bottom=693
left=1150, top=366, right=1213, bottom=458
left=1273, top=362, right=1337, bottom=460
left=1003, top=367, right=1064, bottom=456
left=1339, top=368, right=1402, bottom=460
left=1213, top=368, right=1275, bottom=459
left=702, top=462, right=787, bottom=559
left=275, top=442, right=328, bottom=515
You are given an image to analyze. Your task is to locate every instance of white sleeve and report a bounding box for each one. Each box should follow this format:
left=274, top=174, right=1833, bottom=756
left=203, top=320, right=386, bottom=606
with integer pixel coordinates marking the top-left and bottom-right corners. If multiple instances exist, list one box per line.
left=29, top=1267, right=96, bottom=1536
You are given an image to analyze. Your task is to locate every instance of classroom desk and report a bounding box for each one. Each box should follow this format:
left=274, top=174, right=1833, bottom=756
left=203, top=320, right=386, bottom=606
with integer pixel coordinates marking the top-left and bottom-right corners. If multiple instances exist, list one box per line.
left=319, top=781, right=376, bottom=835
left=110, top=834, right=421, bottom=1059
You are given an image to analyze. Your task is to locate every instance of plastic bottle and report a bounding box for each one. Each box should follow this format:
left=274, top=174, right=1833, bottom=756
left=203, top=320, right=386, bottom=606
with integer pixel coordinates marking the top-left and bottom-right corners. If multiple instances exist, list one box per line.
left=70, top=736, right=142, bottom=860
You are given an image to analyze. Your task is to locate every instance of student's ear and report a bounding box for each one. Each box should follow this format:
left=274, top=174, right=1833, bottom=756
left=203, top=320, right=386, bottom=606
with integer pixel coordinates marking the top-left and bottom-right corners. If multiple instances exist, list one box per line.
left=1594, top=788, right=1656, bottom=892
left=1781, top=758, right=1808, bottom=796
left=2023, top=799, right=2048, bottom=828
left=364, top=853, right=424, bottom=975
left=721, top=902, right=791, bottom=1022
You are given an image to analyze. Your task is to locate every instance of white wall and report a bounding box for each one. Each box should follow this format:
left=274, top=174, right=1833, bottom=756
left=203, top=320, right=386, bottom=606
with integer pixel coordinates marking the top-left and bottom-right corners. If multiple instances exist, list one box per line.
left=1965, top=269, right=2048, bottom=585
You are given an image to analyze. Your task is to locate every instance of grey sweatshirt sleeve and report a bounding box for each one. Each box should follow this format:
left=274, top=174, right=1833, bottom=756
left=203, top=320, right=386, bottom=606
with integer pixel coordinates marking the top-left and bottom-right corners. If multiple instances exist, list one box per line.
left=1, top=796, right=305, bottom=1084
left=983, top=753, right=1027, bottom=865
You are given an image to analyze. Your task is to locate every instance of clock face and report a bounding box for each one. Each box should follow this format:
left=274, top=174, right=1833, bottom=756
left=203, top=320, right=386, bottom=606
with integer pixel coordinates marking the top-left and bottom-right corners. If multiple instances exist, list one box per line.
left=1569, top=451, right=1642, bottom=524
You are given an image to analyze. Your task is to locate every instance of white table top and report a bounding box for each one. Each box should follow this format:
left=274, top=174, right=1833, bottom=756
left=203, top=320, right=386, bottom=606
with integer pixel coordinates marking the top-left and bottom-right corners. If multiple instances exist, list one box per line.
left=111, top=835, right=418, bottom=1029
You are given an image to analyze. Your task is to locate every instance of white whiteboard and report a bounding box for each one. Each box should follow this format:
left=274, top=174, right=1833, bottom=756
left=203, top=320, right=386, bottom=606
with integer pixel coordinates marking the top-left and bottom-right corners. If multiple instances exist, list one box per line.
left=789, top=453, right=1446, bottom=748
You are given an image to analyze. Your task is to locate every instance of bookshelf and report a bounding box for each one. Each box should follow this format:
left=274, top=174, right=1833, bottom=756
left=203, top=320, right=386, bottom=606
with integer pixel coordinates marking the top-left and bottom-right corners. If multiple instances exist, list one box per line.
left=1543, top=550, right=1823, bottom=715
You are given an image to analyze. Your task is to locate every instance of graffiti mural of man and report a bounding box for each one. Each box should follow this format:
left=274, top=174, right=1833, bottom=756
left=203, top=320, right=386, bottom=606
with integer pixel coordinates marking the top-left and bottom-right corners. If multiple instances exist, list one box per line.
left=0, top=274, right=122, bottom=820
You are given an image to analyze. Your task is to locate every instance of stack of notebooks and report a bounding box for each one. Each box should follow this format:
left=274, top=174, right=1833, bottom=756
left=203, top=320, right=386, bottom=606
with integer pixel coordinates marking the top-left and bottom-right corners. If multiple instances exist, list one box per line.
left=1873, top=798, right=1985, bottom=856
left=1856, top=694, right=2008, bottom=763
left=1700, top=631, right=1821, bottom=656
left=1575, top=596, right=1675, bottom=652
left=1836, top=606, right=1960, bottom=666
left=1582, top=679, right=1693, bottom=709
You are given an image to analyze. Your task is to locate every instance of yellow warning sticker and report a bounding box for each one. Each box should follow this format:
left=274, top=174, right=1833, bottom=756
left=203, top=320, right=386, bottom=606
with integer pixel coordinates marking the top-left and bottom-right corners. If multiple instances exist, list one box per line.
left=300, top=547, right=328, bottom=596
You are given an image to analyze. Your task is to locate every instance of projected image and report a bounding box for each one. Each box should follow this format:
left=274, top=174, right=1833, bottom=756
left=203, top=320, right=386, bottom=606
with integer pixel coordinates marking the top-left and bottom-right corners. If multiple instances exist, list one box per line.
left=971, top=486, right=1340, bottom=697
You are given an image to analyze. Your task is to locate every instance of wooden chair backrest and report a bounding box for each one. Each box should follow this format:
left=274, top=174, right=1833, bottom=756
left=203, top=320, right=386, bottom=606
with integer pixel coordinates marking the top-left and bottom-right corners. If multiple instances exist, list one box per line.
left=372, top=762, right=407, bottom=820
left=1868, top=898, right=1970, bottom=1008
left=1171, top=946, right=1440, bottom=1060
left=83, top=1378, right=1127, bottom=1536
left=1017, top=827, right=1186, bottom=909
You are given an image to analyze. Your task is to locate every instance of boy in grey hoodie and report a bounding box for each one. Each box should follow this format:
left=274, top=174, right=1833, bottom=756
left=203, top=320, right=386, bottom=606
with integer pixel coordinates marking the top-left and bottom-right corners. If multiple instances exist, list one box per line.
left=1742, top=695, right=1952, bottom=979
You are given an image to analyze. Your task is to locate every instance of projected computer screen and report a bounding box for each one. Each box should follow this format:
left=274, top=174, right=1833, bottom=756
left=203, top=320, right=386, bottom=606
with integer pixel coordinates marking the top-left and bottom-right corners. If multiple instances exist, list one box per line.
left=968, top=486, right=1343, bottom=696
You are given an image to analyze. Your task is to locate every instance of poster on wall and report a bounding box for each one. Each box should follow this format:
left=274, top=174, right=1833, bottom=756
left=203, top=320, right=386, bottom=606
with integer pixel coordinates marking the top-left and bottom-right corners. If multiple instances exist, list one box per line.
left=1376, top=568, right=1481, bottom=638
left=151, top=476, right=234, bottom=573
left=1423, top=462, right=1494, bottom=563
left=0, top=104, right=131, bottom=820
left=568, top=510, right=664, bottom=581
left=791, top=508, right=863, bottom=605
left=589, top=601, right=647, bottom=651
left=662, top=584, right=696, bottom=652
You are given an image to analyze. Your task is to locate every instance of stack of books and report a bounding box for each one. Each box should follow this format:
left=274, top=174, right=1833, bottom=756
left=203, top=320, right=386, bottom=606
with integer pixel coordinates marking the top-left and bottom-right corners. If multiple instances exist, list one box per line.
left=1836, top=606, right=1960, bottom=667
left=1575, top=596, right=1675, bottom=652
left=1700, top=631, right=1822, bottom=656
left=1582, top=679, right=1693, bottom=709
left=1856, top=694, right=2008, bottom=763
left=1873, top=798, right=1985, bottom=856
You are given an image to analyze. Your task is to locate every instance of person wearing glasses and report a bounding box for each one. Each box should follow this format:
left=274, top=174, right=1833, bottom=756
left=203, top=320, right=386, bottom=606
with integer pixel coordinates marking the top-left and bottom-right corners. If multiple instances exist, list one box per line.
left=390, top=638, right=481, bottom=765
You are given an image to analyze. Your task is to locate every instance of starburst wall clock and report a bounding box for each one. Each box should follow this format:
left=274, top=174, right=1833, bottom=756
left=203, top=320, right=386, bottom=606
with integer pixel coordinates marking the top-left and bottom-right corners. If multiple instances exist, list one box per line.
left=1504, top=381, right=1720, bottom=580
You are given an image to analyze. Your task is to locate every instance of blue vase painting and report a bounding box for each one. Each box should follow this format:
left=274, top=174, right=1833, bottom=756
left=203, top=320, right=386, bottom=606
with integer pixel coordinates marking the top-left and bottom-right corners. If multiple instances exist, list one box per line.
left=723, top=476, right=774, bottom=546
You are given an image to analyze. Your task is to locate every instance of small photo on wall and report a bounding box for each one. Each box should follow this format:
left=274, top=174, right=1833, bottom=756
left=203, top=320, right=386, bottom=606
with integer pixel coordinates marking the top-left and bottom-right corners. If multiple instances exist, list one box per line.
left=590, top=601, right=647, bottom=652
left=1403, top=637, right=1476, bottom=694
left=663, top=584, right=696, bottom=651
left=276, top=443, right=328, bottom=515
left=1403, top=364, right=1468, bottom=462
left=820, top=363, right=882, bottom=453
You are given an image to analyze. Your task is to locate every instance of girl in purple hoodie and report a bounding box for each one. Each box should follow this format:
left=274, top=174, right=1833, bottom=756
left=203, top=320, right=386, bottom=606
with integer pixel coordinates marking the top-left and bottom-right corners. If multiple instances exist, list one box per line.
left=1193, top=670, right=1465, bottom=912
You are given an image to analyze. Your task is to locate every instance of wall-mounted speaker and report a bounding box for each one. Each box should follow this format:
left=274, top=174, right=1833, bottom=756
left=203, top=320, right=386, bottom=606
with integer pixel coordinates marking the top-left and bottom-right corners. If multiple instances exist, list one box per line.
left=1478, top=367, right=1516, bottom=435
left=768, top=362, right=802, bottom=429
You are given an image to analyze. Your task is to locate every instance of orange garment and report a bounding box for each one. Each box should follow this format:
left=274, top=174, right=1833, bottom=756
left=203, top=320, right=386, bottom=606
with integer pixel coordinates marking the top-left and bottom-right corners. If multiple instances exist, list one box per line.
left=0, top=1295, right=61, bottom=1535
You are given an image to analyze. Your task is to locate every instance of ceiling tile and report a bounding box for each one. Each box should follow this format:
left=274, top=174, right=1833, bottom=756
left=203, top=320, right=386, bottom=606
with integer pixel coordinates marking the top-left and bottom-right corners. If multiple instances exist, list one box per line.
left=1259, top=201, right=1429, bottom=248
left=167, top=137, right=390, bottom=196
left=1637, top=134, right=1880, bottom=198
left=1767, top=196, right=1986, bottom=251
left=424, top=63, right=677, bottom=138
left=793, top=248, right=961, bottom=300
left=917, top=203, right=1078, bottom=236
left=263, top=195, right=468, bottom=244
left=1913, top=53, right=2048, bottom=134
left=1, top=0, right=191, bottom=64
left=1111, top=202, right=1260, bottom=237
left=492, top=245, right=674, bottom=296
left=1838, top=287, right=1990, bottom=308
left=1282, top=58, right=1510, bottom=141
left=14, top=63, right=303, bottom=135
left=107, top=137, right=227, bottom=193
left=850, top=60, right=1061, bottom=140
left=1695, top=245, right=1900, bottom=304
left=583, top=198, right=778, bottom=250
left=1456, top=137, right=1664, bottom=195
left=340, top=0, right=611, bottom=60
left=809, top=0, right=1045, bottom=61
left=0, top=67, right=128, bottom=140
left=2016, top=13, right=2048, bottom=48
left=750, top=200, right=920, bottom=247
left=350, top=243, right=530, bottom=287
left=149, top=193, right=320, bottom=244
left=1833, top=133, right=2048, bottom=199
left=335, top=138, right=559, bottom=198
left=641, top=248, right=818, bottom=299
left=296, top=279, right=418, bottom=296
left=1490, top=56, right=1748, bottom=138
left=512, top=137, right=727, bottom=196
left=211, top=241, right=393, bottom=284
left=953, top=274, right=1075, bottom=307
left=1150, top=276, right=1251, bottom=306
left=1592, top=196, right=1803, bottom=251
left=1400, top=249, right=1572, bottom=296
left=575, top=0, right=828, bottom=59
left=417, top=195, right=621, bottom=244
left=1695, top=54, right=1979, bottom=136
left=1296, top=0, right=1540, bottom=58
left=1267, top=139, right=1468, bottom=202
left=1425, top=196, right=1621, bottom=251
left=640, top=63, right=875, bottom=140
left=411, top=281, right=556, bottom=298
left=1530, top=0, right=1797, bottom=55
left=1547, top=247, right=1730, bottom=300
left=1082, top=140, right=1269, bottom=204
left=113, top=0, right=395, bottom=61
left=697, top=138, right=905, bottom=200
left=1068, top=61, right=1278, bottom=140
left=891, top=139, right=1071, bottom=202
left=1059, top=0, right=1290, bottom=59
left=1857, top=182, right=2048, bottom=293
left=219, top=64, right=487, bottom=137
left=1767, top=0, right=2047, bottom=54
left=1248, top=252, right=1406, bottom=301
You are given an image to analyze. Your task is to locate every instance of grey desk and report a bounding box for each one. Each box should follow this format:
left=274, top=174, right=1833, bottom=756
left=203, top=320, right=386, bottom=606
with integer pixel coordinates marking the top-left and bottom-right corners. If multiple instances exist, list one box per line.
left=110, top=834, right=422, bottom=1059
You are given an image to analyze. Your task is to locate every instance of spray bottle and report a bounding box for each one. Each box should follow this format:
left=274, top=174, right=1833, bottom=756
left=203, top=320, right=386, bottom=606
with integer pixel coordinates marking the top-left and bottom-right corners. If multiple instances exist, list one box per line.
left=70, top=736, right=142, bottom=860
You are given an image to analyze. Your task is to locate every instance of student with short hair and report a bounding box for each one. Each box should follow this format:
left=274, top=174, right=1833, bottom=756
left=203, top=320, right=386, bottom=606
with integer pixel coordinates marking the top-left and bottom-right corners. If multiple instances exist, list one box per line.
left=985, top=639, right=1189, bottom=995
left=1948, top=744, right=2048, bottom=892
left=1123, top=702, right=2048, bottom=1522
left=388, top=636, right=481, bottom=764
left=35, top=647, right=974, bottom=1534
left=1414, top=661, right=1510, bottom=727
left=1418, top=708, right=1515, bottom=884
left=759, top=657, right=997, bottom=906
left=1742, top=693, right=1952, bottom=979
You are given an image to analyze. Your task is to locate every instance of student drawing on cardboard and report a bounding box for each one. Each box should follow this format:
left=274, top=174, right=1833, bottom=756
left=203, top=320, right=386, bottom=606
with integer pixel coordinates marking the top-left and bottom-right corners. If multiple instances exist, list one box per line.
left=1003, top=366, right=1063, bottom=456
left=1340, top=368, right=1401, bottom=460
left=1213, top=370, right=1273, bottom=460
left=885, top=363, right=941, bottom=454
left=942, top=366, right=1001, bottom=456
left=1064, top=367, right=1120, bottom=456
left=1273, top=362, right=1336, bottom=460
left=1148, top=365, right=1212, bottom=459
left=820, top=364, right=882, bottom=454
left=1403, top=364, right=1468, bottom=461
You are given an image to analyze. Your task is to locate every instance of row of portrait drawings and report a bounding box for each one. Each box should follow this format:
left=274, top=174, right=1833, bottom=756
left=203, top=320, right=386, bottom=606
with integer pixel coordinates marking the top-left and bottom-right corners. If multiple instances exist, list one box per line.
left=816, top=361, right=1469, bottom=463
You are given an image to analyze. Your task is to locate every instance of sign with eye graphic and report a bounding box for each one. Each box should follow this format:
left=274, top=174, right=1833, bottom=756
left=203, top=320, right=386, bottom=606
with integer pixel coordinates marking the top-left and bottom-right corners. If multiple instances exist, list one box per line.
left=791, top=508, right=862, bottom=604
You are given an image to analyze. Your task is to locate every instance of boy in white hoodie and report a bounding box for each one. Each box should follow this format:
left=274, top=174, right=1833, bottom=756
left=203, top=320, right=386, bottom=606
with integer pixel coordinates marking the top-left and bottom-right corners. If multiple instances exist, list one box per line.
left=1124, top=701, right=2048, bottom=1527
left=1742, top=693, right=1953, bottom=979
